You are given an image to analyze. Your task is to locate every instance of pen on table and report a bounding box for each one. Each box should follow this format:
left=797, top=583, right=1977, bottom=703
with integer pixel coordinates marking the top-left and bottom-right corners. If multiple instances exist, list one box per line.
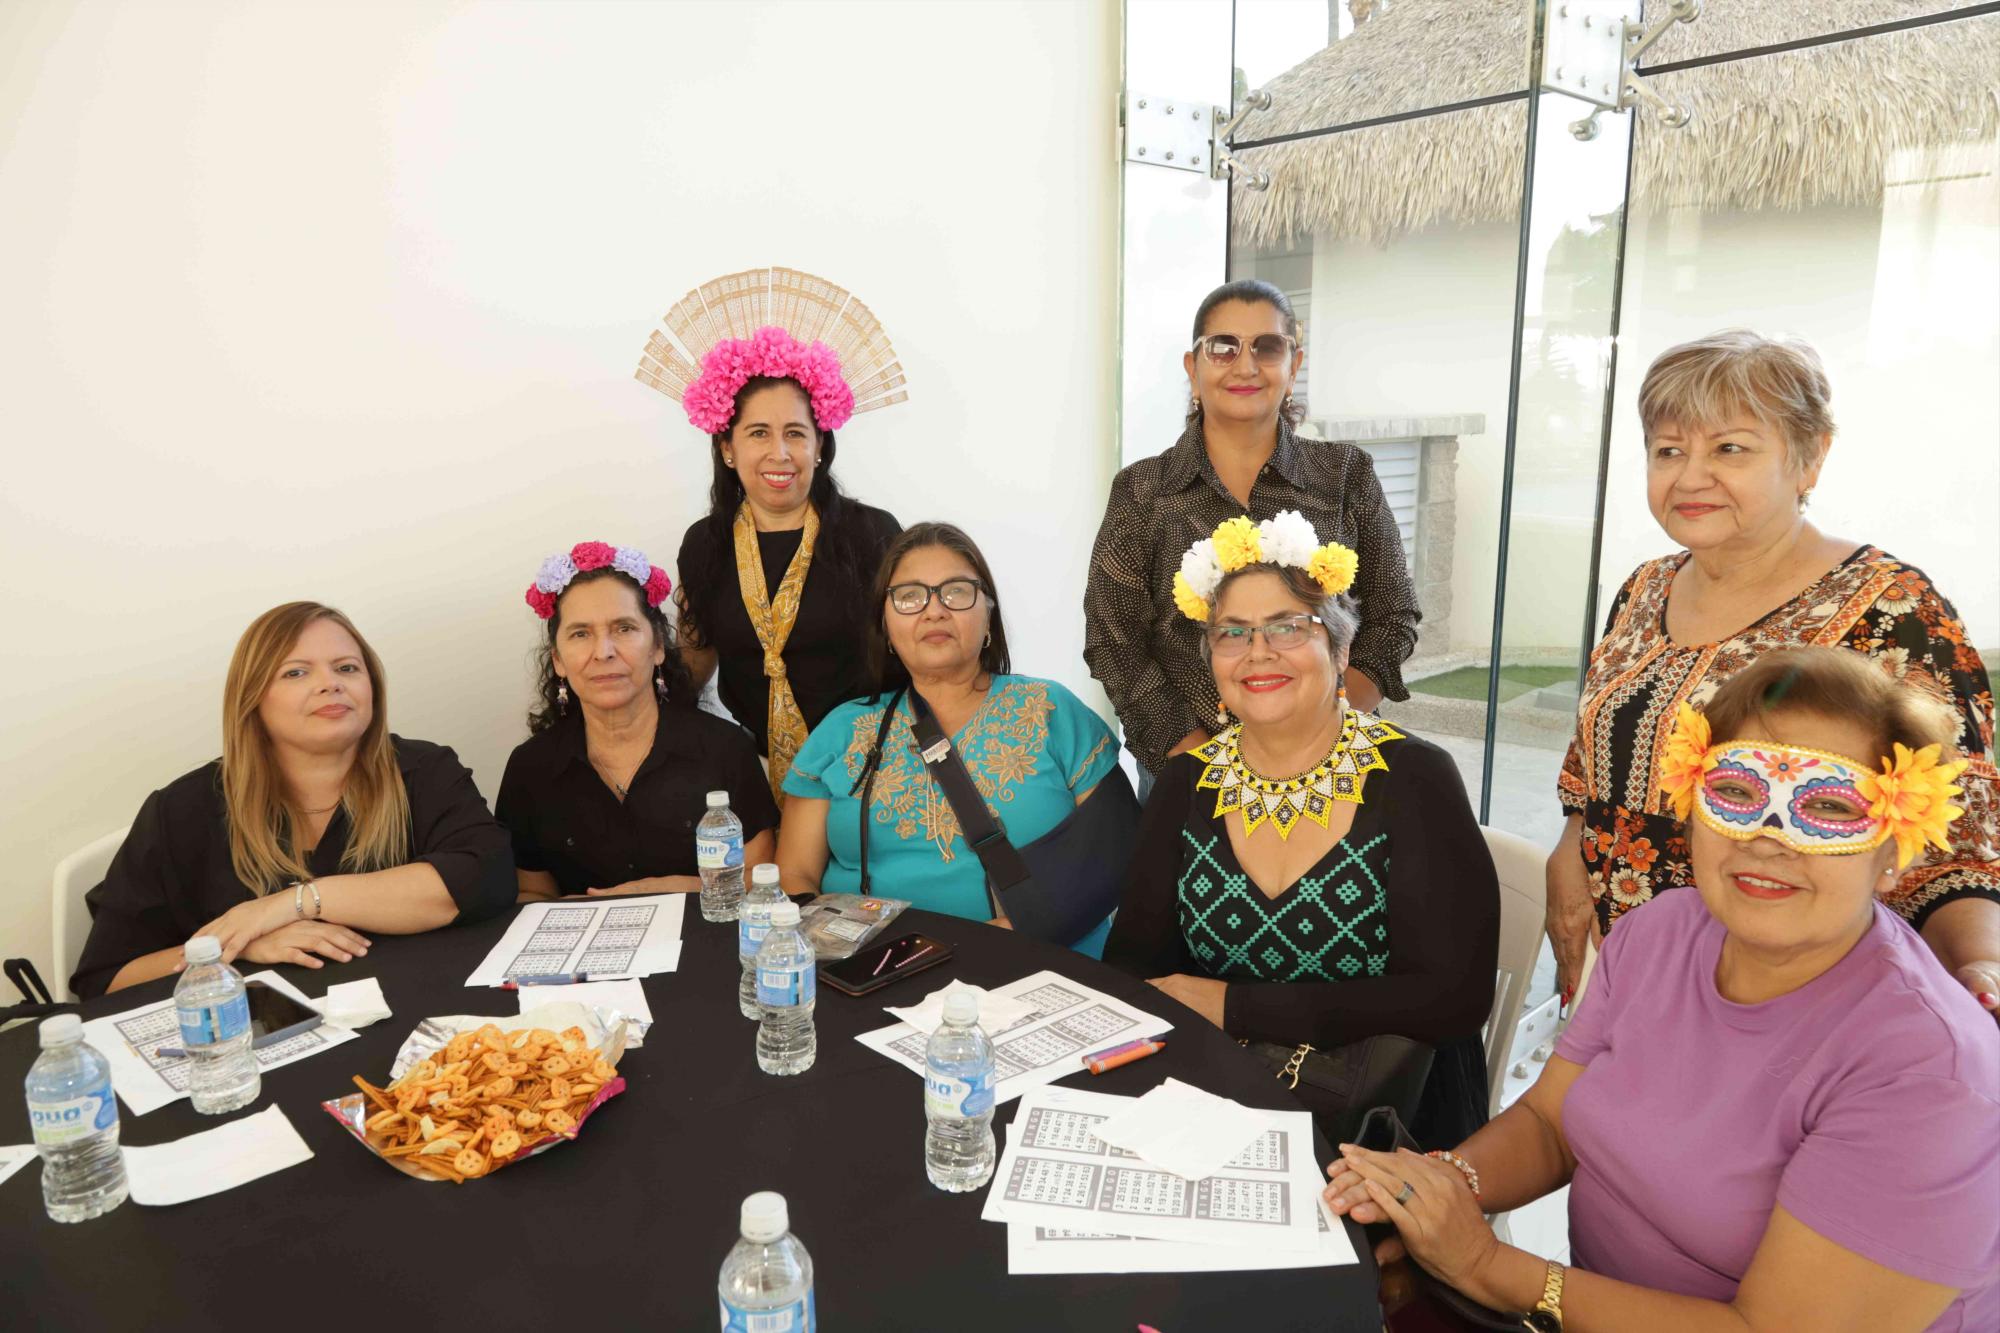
left=502, top=972, right=598, bottom=989
left=1086, top=1040, right=1164, bottom=1075
left=155, top=1047, right=186, bottom=1059
left=875, top=943, right=932, bottom=977
left=1079, top=1037, right=1154, bottom=1066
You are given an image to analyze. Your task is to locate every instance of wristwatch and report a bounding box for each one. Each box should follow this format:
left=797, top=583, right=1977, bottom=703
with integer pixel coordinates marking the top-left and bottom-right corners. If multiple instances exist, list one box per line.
left=1522, top=1260, right=1565, bottom=1331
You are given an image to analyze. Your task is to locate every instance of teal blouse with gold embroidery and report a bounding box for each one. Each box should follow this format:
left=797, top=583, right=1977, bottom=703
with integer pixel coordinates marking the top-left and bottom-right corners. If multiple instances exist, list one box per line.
left=784, top=675, right=1120, bottom=950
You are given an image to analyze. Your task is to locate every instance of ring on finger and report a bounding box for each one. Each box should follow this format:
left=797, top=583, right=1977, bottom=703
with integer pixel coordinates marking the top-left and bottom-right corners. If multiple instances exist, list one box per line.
left=1394, top=1180, right=1415, bottom=1206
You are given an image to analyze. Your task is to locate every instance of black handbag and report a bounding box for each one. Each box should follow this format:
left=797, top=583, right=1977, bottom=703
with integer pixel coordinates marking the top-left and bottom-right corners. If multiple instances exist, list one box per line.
left=1240, top=1033, right=1434, bottom=1150
left=857, top=687, right=1140, bottom=946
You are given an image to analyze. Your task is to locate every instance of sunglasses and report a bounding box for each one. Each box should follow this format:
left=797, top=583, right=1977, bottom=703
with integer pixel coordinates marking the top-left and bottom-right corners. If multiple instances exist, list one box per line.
left=1193, top=333, right=1297, bottom=367
left=1206, top=614, right=1324, bottom=657
left=888, top=579, right=984, bottom=615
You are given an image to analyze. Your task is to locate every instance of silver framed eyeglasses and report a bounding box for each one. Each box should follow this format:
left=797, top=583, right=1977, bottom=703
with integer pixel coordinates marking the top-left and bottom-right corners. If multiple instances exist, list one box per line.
left=1206, top=613, right=1324, bottom=657
left=1193, top=333, right=1297, bottom=367
left=888, top=579, right=984, bottom=615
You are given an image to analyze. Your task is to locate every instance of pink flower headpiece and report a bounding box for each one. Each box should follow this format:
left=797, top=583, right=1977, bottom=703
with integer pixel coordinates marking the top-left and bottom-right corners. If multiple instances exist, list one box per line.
left=681, top=326, right=855, bottom=435
left=524, top=541, right=672, bottom=620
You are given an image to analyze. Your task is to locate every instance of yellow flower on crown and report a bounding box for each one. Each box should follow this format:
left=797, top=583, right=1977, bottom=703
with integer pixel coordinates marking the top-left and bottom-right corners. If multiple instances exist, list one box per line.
left=1171, top=571, right=1209, bottom=621
left=1658, top=701, right=1715, bottom=821
left=1857, top=742, right=1968, bottom=868
left=1308, top=543, right=1359, bottom=597
left=1210, top=516, right=1263, bottom=572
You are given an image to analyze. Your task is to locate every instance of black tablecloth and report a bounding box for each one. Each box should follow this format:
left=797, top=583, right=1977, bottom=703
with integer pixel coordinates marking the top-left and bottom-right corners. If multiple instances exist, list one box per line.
left=1, top=906, right=1380, bottom=1331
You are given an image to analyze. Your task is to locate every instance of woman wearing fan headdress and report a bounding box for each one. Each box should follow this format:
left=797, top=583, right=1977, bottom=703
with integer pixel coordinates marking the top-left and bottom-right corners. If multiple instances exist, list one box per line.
left=1104, top=512, right=1497, bottom=1148
left=638, top=269, right=904, bottom=810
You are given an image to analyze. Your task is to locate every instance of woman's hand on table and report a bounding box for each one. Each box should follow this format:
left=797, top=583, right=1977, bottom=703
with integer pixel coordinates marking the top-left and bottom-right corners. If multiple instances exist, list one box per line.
left=240, top=921, right=372, bottom=970
left=1328, top=1144, right=1498, bottom=1287
left=583, top=875, right=702, bottom=897
left=1147, top=973, right=1225, bottom=1027
left=189, top=893, right=293, bottom=966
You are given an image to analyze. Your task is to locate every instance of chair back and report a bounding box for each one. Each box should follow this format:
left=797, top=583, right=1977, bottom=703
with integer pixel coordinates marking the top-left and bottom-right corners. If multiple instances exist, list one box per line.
left=51, top=827, right=128, bottom=1000
left=1481, top=825, right=1551, bottom=1120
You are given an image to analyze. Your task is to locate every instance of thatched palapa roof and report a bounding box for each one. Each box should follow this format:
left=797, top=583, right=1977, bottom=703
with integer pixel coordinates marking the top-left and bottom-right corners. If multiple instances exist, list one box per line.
left=1231, top=0, right=2000, bottom=248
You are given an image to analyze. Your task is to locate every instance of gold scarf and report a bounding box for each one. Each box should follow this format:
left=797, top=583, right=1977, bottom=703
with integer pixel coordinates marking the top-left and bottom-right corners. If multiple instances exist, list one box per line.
left=733, top=502, right=820, bottom=805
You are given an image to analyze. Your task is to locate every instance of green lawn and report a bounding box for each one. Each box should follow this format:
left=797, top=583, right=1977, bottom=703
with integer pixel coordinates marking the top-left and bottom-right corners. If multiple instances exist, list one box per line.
left=1411, top=664, right=1576, bottom=703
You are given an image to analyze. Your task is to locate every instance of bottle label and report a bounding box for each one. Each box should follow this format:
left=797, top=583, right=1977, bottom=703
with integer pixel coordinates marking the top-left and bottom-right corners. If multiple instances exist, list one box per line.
left=178, top=992, right=250, bottom=1048
left=718, top=1291, right=814, bottom=1333
left=697, top=833, right=744, bottom=871
left=925, top=1066, right=996, bottom=1119
left=29, top=1086, right=118, bottom=1146
left=756, top=962, right=816, bottom=1008
left=738, top=905, right=774, bottom=960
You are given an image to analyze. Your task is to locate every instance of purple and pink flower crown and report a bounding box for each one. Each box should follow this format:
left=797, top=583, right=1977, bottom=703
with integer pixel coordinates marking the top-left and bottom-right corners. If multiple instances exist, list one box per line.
left=682, top=326, right=855, bottom=435
left=524, top=541, right=671, bottom=620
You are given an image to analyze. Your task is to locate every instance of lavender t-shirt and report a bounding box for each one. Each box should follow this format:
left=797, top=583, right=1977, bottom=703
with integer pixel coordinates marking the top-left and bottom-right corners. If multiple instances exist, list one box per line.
left=1557, top=889, right=2000, bottom=1331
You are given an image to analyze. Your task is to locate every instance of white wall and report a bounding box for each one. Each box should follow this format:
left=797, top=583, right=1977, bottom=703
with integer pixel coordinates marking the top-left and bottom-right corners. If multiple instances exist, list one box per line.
left=0, top=0, right=1121, bottom=982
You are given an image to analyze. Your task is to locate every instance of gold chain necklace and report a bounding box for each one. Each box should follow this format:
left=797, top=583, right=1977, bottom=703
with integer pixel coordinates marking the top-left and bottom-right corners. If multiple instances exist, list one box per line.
left=1191, top=708, right=1404, bottom=839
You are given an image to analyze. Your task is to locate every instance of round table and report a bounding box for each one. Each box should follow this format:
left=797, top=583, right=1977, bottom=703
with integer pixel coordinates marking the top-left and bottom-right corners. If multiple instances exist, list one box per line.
left=1, top=906, right=1380, bottom=1330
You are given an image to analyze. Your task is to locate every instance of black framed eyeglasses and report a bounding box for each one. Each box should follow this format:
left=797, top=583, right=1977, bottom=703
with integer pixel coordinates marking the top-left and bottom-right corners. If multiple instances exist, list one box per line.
left=1205, top=614, right=1324, bottom=657
left=888, top=579, right=984, bottom=615
left=1193, top=333, right=1297, bottom=367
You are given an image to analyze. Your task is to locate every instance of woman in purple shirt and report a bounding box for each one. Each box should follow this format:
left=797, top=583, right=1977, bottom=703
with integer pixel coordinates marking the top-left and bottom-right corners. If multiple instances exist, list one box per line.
left=1325, top=647, right=1999, bottom=1332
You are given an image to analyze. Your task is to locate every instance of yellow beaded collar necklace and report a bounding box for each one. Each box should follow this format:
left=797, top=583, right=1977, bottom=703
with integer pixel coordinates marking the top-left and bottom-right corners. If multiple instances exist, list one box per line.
left=1191, top=708, right=1405, bottom=839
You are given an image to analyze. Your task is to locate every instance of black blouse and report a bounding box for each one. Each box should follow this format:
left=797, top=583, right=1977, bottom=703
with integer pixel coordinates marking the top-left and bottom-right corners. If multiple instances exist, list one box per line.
left=494, top=703, right=779, bottom=897
left=675, top=504, right=901, bottom=755
left=71, top=737, right=515, bottom=999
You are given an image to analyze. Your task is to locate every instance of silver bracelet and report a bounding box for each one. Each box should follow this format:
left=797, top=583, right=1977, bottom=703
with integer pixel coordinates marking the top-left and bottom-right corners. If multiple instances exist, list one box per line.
left=305, top=880, right=322, bottom=919
left=290, top=881, right=307, bottom=920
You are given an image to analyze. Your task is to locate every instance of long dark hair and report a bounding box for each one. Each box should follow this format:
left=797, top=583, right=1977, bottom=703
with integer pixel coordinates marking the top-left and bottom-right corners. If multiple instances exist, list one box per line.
left=527, top=568, right=697, bottom=733
left=1188, top=278, right=1306, bottom=428
left=848, top=521, right=1013, bottom=797
left=678, top=375, right=879, bottom=650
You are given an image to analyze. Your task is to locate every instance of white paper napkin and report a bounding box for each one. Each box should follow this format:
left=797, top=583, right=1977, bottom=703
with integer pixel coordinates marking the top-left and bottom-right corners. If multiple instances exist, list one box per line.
left=316, top=977, right=392, bottom=1029
left=0, top=1143, right=37, bottom=1189
left=122, top=1104, right=314, bottom=1205
left=1091, top=1078, right=1268, bottom=1182
left=516, top=978, right=652, bottom=1047
left=884, top=980, right=1035, bottom=1036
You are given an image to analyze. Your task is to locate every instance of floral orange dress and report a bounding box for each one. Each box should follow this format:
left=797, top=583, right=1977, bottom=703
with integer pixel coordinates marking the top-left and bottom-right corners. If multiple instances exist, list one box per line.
left=1558, top=546, right=1999, bottom=934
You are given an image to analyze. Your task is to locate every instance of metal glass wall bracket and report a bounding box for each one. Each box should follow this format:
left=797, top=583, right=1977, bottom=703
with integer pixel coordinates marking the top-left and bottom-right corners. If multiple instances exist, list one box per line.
left=1122, top=91, right=1217, bottom=173
left=1542, top=0, right=1702, bottom=141
left=1210, top=90, right=1273, bottom=190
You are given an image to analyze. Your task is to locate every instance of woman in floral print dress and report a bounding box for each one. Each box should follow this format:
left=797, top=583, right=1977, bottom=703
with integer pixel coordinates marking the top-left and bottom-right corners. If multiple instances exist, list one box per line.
left=1547, top=331, right=1999, bottom=1018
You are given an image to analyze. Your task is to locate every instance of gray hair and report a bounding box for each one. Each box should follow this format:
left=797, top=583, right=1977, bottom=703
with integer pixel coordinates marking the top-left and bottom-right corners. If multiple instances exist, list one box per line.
left=1638, top=328, right=1836, bottom=474
left=1203, top=564, right=1359, bottom=658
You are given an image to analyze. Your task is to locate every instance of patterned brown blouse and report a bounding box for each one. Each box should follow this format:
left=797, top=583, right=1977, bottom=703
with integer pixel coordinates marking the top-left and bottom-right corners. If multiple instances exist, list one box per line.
left=1558, top=546, right=1999, bottom=934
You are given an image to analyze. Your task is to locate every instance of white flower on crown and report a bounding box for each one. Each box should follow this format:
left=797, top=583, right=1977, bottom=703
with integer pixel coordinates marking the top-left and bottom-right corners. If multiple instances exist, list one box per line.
left=1180, top=537, right=1224, bottom=603
left=1257, top=510, right=1319, bottom=570
left=611, top=546, right=653, bottom=584
left=535, top=553, right=578, bottom=594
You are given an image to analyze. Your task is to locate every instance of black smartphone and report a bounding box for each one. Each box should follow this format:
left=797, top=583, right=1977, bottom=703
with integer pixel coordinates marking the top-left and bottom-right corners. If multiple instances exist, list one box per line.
left=821, top=933, right=953, bottom=997
left=244, top=979, right=325, bottom=1048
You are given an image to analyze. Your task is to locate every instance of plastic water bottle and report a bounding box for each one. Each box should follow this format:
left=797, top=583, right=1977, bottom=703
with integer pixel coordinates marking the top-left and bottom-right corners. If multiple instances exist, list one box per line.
left=738, top=863, right=787, bottom=1019
left=755, top=902, right=816, bottom=1075
left=697, top=790, right=746, bottom=923
left=25, top=1015, right=128, bottom=1223
left=924, top=989, right=997, bottom=1192
left=174, top=934, right=260, bottom=1114
left=717, top=1191, right=815, bottom=1332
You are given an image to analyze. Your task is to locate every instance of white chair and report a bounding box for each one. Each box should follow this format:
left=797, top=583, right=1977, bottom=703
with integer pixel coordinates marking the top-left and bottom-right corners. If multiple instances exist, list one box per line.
left=1481, top=825, right=1553, bottom=1120
left=51, top=827, right=128, bottom=1000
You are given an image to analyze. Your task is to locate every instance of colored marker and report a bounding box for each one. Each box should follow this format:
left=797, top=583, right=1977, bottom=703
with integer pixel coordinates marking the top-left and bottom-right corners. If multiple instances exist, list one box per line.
left=1086, top=1040, right=1164, bottom=1075
left=503, top=972, right=598, bottom=989
left=1079, top=1037, right=1154, bottom=1066
left=155, top=1047, right=187, bottom=1059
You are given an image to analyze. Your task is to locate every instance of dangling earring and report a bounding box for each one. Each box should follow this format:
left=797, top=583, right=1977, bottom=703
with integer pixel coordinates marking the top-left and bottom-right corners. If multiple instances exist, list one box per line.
left=1337, top=684, right=1348, bottom=708
left=1282, top=391, right=1294, bottom=411
left=1190, top=392, right=1203, bottom=415
left=983, top=631, right=992, bottom=648
left=655, top=666, right=668, bottom=698
left=557, top=680, right=569, bottom=715
left=1798, top=488, right=1813, bottom=511
left=1216, top=700, right=1229, bottom=727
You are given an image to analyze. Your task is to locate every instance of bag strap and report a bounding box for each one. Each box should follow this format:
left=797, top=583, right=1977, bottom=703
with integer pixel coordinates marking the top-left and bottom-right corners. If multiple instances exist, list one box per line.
left=905, top=690, right=1033, bottom=912
left=855, top=688, right=906, bottom=898
left=5, top=958, right=55, bottom=1006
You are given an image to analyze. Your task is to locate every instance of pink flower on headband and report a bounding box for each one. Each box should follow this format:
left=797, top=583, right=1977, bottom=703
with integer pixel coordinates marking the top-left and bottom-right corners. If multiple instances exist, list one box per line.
left=682, top=325, right=856, bottom=435
left=524, top=541, right=672, bottom=620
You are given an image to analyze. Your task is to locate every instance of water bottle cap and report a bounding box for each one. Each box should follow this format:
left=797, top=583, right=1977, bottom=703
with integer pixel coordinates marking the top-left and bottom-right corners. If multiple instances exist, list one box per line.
left=740, top=1191, right=788, bottom=1242
left=705, top=790, right=729, bottom=808
left=184, top=935, right=222, bottom=964
left=768, top=901, right=800, bottom=928
left=942, top=989, right=981, bottom=1026
left=749, top=863, right=780, bottom=887
left=38, top=1014, right=84, bottom=1047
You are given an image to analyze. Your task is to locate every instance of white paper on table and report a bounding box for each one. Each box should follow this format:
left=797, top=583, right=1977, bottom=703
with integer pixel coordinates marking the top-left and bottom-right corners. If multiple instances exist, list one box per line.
left=82, top=971, right=360, bottom=1117
left=979, top=1084, right=1323, bottom=1253
left=315, top=977, right=392, bottom=1029
left=856, top=970, right=1171, bottom=1105
left=883, top=980, right=1036, bottom=1037
left=1007, top=1198, right=1355, bottom=1274
left=0, top=1143, right=37, bottom=1190
left=516, top=979, right=652, bottom=1047
left=1091, top=1077, right=1267, bottom=1183
left=463, top=895, right=686, bottom=987
left=123, top=1104, right=313, bottom=1205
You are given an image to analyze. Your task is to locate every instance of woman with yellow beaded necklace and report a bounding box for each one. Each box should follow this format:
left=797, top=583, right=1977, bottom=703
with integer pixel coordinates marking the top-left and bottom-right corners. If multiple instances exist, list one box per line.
left=1106, top=512, right=1499, bottom=1147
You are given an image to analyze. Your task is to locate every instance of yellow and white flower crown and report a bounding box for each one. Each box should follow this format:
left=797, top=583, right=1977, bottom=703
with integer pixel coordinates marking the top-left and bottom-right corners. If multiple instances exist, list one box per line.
left=1172, top=510, right=1359, bottom=622
left=1659, top=701, right=1968, bottom=867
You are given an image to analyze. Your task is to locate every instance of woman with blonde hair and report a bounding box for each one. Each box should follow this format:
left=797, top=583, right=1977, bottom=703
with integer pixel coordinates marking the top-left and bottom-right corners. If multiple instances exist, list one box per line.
left=71, top=602, right=515, bottom=997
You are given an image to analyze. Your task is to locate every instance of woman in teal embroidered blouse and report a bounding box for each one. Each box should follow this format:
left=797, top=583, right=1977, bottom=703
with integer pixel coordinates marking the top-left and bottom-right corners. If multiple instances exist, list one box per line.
left=1104, top=514, right=1498, bottom=1145
left=779, top=522, right=1122, bottom=956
